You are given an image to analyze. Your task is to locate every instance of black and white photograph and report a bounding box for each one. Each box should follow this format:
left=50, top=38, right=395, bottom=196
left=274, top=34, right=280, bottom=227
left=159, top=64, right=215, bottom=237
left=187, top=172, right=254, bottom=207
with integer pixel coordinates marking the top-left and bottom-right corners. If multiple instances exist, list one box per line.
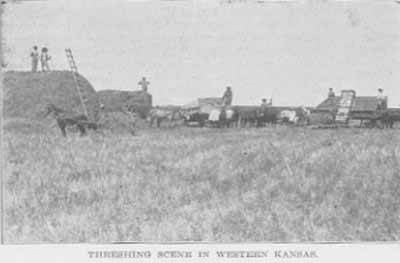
left=1, top=0, right=400, bottom=246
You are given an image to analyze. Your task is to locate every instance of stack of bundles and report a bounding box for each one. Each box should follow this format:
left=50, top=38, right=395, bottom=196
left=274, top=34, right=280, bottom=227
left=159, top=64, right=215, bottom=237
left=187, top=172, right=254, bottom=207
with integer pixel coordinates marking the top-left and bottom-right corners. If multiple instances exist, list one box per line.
left=96, top=111, right=137, bottom=135
left=182, top=97, right=223, bottom=114
left=156, top=105, right=182, bottom=111
left=96, top=90, right=152, bottom=118
left=96, top=89, right=153, bottom=131
left=386, top=108, right=400, bottom=117
left=3, top=70, right=100, bottom=123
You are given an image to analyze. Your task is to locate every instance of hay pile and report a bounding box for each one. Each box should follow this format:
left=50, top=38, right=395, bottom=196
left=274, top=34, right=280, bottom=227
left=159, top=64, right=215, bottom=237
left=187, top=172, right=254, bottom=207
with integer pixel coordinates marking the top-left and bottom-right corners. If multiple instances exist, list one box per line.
left=3, top=117, right=50, bottom=134
left=4, top=71, right=100, bottom=122
left=97, top=90, right=152, bottom=118
left=96, top=111, right=138, bottom=135
left=96, top=90, right=152, bottom=132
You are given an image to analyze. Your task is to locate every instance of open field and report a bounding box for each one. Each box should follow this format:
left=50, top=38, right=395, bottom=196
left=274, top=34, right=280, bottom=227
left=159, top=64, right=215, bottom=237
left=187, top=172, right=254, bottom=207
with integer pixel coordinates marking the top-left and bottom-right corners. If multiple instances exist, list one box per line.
left=3, top=125, right=400, bottom=243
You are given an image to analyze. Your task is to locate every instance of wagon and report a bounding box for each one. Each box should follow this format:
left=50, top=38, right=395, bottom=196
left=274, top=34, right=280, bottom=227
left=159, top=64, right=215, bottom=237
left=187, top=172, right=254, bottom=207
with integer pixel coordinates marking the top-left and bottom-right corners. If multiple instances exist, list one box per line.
left=181, top=97, right=224, bottom=127
left=310, top=90, right=400, bottom=128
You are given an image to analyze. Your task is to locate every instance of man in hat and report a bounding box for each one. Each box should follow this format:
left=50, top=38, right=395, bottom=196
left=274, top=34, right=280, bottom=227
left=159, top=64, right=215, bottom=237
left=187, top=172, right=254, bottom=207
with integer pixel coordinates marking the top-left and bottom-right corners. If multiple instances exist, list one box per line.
left=261, top=98, right=272, bottom=109
left=328, top=88, right=335, bottom=99
left=30, top=46, right=39, bottom=72
left=138, top=77, right=150, bottom=92
left=222, top=86, right=233, bottom=106
left=40, top=47, right=51, bottom=72
left=377, top=88, right=387, bottom=110
left=261, top=98, right=268, bottom=107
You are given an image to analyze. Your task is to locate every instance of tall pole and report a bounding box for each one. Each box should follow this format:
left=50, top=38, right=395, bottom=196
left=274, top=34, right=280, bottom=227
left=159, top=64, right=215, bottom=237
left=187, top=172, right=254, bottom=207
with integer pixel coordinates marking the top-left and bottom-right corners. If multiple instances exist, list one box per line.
left=0, top=0, right=5, bottom=245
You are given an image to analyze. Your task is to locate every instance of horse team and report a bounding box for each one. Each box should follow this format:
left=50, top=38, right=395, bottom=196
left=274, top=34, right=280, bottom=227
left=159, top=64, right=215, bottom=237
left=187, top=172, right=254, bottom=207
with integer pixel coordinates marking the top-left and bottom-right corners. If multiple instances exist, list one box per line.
left=43, top=103, right=310, bottom=137
left=147, top=106, right=311, bottom=128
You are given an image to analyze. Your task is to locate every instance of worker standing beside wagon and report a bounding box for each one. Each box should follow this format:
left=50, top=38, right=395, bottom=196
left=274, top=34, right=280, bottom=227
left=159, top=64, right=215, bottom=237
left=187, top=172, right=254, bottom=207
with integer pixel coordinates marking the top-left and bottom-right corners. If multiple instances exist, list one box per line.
left=261, top=98, right=268, bottom=108
left=260, top=98, right=272, bottom=110
left=222, top=86, right=233, bottom=106
left=328, top=88, right=335, bottom=99
left=377, top=88, right=387, bottom=110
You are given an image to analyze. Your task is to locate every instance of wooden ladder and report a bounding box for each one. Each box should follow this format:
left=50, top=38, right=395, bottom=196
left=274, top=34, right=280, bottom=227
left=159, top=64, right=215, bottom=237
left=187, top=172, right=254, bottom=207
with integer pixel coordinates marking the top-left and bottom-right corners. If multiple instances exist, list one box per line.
left=65, top=48, right=89, bottom=117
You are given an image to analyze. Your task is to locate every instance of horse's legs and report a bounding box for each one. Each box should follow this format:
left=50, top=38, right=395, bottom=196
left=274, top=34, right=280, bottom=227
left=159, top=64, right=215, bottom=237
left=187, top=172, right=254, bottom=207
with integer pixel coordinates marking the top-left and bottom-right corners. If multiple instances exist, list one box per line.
left=57, top=120, right=67, bottom=137
left=88, top=123, right=98, bottom=131
left=150, top=117, right=156, bottom=128
left=77, top=124, right=86, bottom=136
left=60, top=125, right=67, bottom=137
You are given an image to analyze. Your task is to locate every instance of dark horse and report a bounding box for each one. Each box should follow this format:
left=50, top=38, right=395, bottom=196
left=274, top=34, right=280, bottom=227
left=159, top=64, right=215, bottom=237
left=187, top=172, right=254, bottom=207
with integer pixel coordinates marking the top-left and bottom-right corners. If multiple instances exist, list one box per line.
left=378, top=110, right=400, bottom=129
left=256, top=107, right=278, bottom=127
left=44, top=104, right=98, bottom=136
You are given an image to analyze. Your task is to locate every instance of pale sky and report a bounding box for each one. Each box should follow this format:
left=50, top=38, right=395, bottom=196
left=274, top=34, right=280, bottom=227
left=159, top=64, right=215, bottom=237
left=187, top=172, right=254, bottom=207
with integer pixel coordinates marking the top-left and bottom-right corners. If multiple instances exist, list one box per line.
left=3, top=0, right=400, bottom=106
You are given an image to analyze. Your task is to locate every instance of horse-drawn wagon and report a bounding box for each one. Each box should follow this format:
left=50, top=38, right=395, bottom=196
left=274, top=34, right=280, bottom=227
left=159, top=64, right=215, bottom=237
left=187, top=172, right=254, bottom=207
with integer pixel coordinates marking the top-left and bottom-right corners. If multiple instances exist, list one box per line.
left=181, top=97, right=310, bottom=128
left=181, top=97, right=225, bottom=127
left=310, top=90, right=400, bottom=128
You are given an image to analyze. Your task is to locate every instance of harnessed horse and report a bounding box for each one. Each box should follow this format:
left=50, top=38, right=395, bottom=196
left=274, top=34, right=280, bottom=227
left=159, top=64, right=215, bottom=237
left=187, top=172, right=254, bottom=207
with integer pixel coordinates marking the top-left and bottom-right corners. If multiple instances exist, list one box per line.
left=44, top=104, right=98, bottom=136
left=147, top=107, right=184, bottom=128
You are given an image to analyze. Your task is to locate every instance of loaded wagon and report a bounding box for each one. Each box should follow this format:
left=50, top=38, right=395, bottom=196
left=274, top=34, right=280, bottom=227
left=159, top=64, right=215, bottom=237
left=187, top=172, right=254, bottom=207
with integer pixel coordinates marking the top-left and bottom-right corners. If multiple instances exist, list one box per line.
left=181, top=97, right=224, bottom=127
left=310, top=90, right=400, bottom=128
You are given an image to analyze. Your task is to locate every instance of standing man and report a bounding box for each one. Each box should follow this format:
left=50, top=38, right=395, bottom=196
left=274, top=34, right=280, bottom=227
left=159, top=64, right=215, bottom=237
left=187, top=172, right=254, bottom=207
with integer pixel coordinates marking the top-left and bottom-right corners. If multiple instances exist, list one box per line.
left=261, top=98, right=272, bottom=107
left=40, top=47, right=51, bottom=71
left=138, top=77, right=150, bottom=92
left=222, top=86, right=233, bottom=106
left=328, top=88, right=335, bottom=98
left=377, top=88, right=387, bottom=110
left=260, top=98, right=269, bottom=109
left=30, top=46, right=39, bottom=72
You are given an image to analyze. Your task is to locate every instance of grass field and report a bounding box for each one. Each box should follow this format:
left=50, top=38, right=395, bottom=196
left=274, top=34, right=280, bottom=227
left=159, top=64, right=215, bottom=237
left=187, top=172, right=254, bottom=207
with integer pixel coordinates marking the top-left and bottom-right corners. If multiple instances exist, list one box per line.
left=3, top=125, right=400, bottom=243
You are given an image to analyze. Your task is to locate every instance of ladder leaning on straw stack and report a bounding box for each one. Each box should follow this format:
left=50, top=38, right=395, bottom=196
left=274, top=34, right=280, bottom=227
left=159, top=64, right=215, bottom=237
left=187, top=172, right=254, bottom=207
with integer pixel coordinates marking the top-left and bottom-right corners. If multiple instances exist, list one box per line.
left=65, top=48, right=89, bottom=118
